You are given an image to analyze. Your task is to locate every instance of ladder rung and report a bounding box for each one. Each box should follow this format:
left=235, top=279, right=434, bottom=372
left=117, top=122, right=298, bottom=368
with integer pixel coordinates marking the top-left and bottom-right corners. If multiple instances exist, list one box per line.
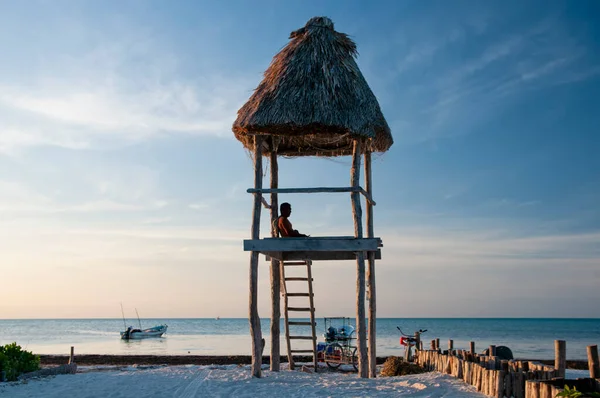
left=287, top=307, right=313, bottom=312
left=283, top=262, right=309, bottom=266
left=289, top=336, right=315, bottom=340
left=288, top=321, right=314, bottom=326
left=291, top=350, right=314, bottom=353
left=286, top=293, right=312, bottom=297
left=285, top=277, right=312, bottom=281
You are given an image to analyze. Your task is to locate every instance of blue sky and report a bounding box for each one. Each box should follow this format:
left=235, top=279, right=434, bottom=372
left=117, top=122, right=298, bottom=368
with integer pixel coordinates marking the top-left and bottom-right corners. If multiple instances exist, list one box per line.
left=0, top=0, right=599, bottom=319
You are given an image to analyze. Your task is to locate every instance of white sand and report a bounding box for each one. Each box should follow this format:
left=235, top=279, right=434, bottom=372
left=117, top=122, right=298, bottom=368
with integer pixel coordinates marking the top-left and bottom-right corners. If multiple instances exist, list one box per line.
left=1, top=364, right=484, bottom=397
left=1, top=366, right=591, bottom=397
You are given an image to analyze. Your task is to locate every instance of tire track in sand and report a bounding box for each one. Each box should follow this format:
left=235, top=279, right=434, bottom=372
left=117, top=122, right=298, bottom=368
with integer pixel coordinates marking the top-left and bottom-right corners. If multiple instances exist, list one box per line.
left=174, top=368, right=212, bottom=398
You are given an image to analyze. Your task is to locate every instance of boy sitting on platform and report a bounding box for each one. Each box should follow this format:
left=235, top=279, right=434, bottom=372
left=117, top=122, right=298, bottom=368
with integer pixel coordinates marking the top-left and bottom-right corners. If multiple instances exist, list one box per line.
left=276, top=202, right=309, bottom=237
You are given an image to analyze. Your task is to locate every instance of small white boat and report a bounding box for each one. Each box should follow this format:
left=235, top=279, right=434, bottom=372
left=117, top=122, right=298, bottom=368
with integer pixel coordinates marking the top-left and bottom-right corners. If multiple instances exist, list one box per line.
left=120, top=324, right=168, bottom=340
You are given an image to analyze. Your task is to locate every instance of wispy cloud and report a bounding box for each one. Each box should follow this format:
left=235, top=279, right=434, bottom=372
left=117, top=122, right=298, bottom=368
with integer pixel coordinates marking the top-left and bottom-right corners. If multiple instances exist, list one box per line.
left=0, top=198, right=167, bottom=215
left=141, top=217, right=172, bottom=225
left=189, top=202, right=210, bottom=211
left=394, top=29, right=465, bottom=75
left=0, top=39, right=253, bottom=155
left=383, top=227, right=600, bottom=262
left=480, top=198, right=541, bottom=209
left=376, top=12, right=600, bottom=145
left=0, top=165, right=167, bottom=215
left=68, top=200, right=167, bottom=213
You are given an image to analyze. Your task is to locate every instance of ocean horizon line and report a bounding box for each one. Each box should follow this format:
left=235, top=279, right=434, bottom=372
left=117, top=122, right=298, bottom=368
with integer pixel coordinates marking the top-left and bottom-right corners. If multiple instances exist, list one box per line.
left=2, top=316, right=599, bottom=321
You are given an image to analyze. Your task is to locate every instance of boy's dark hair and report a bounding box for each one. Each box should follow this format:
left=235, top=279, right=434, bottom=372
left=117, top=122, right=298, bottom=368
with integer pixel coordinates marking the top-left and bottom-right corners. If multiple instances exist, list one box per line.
left=280, top=202, right=291, bottom=212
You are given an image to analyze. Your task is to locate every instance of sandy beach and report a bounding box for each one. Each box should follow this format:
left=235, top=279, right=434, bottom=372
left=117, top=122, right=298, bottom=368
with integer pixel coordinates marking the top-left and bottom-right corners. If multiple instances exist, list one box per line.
left=1, top=356, right=592, bottom=398
left=0, top=363, right=486, bottom=397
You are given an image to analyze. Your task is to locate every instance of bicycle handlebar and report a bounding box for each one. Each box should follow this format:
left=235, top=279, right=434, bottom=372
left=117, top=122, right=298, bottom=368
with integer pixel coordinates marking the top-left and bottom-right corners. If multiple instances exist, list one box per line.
left=397, top=327, right=428, bottom=336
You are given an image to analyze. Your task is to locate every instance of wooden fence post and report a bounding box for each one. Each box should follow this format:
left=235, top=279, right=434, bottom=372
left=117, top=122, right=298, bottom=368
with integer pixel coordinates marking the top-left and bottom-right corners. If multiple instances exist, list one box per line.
left=414, top=331, right=421, bottom=355
left=496, top=370, right=505, bottom=398
left=540, top=382, right=553, bottom=398
left=470, top=341, right=475, bottom=355
left=68, top=346, right=74, bottom=364
left=555, top=340, right=566, bottom=378
left=588, top=345, right=599, bottom=379
left=504, top=369, right=512, bottom=398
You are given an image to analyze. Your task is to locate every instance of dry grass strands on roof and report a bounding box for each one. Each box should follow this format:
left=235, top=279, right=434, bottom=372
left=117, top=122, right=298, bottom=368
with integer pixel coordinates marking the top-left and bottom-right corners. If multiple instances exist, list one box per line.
left=233, top=16, right=392, bottom=157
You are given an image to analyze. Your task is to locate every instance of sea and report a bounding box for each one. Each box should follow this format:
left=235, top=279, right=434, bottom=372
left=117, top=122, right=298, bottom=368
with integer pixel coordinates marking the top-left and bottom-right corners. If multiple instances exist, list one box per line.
left=1, top=318, right=598, bottom=360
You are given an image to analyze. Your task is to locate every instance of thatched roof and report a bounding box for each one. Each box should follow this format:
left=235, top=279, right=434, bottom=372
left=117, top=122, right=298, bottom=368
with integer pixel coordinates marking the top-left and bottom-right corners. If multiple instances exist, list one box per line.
left=232, top=16, right=392, bottom=157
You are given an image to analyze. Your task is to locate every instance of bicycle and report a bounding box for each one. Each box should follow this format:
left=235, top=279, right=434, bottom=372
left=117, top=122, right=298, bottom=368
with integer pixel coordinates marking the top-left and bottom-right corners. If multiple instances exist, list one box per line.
left=318, top=317, right=358, bottom=371
left=397, top=327, right=427, bottom=362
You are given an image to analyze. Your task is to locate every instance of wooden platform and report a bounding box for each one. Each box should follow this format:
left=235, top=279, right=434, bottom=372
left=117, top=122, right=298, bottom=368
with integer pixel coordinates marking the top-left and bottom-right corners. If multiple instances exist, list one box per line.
left=243, top=236, right=382, bottom=261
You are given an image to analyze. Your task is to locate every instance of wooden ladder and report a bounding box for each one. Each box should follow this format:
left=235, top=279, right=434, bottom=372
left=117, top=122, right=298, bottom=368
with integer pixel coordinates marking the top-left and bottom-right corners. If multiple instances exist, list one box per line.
left=281, top=260, right=318, bottom=371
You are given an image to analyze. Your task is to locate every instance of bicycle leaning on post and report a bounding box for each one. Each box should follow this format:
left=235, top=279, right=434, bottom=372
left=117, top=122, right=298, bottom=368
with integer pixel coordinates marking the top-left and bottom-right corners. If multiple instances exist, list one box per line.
left=397, top=327, right=427, bottom=363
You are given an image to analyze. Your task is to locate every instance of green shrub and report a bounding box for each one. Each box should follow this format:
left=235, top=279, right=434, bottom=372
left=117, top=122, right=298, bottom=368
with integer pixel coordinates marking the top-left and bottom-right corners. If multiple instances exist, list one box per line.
left=0, top=342, right=41, bottom=382
left=556, top=385, right=600, bottom=398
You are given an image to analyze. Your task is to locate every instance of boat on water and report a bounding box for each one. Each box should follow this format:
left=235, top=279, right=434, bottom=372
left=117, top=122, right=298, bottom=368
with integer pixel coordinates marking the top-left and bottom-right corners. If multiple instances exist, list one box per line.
left=120, top=324, right=168, bottom=340
left=119, top=304, right=168, bottom=340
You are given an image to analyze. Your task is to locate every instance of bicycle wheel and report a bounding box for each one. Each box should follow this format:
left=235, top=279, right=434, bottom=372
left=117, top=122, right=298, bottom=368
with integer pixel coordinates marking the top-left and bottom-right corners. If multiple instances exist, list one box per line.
left=351, top=347, right=358, bottom=371
left=325, top=343, right=343, bottom=369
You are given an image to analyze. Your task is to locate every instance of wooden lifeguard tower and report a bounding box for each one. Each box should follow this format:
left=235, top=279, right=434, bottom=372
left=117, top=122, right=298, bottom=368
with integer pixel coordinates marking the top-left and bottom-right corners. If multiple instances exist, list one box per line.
left=232, top=16, right=393, bottom=379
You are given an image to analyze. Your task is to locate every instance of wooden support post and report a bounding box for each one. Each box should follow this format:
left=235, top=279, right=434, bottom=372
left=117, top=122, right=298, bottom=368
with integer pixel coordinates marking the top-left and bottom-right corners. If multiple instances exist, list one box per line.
left=588, top=345, right=599, bottom=379
left=431, top=340, right=436, bottom=350
left=448, top=339, right=454, bottom=352
left=351, top=139, right=367, bottom=378
left=354, top=254, right=367, bottom=374
left=554, top=340, right=566, bottom=379
left=436, top=338, right=440, bottom=351
left=249, top=135, right=264, bottom=378
left=470, top=341, right=475, bottom=355
left=68, top=346, right=74, bottom=364
left=269, top=145, right=280, bottom=372
left=306, top=261, right=318, bottom=372
left=364, top=150, right=376, bottom=379
left=489, top=345, right=496, bottom=356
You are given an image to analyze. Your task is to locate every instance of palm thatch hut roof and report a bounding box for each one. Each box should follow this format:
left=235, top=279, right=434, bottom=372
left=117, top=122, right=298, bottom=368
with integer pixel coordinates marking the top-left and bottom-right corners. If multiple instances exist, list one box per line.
left=233, top=16, right=392, bottom=157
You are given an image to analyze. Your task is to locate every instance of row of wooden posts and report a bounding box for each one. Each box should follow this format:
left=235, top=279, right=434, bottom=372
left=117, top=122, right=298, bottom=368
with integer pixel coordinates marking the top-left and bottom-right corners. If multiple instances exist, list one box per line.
left=414, top=339, right=600, bottom=398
